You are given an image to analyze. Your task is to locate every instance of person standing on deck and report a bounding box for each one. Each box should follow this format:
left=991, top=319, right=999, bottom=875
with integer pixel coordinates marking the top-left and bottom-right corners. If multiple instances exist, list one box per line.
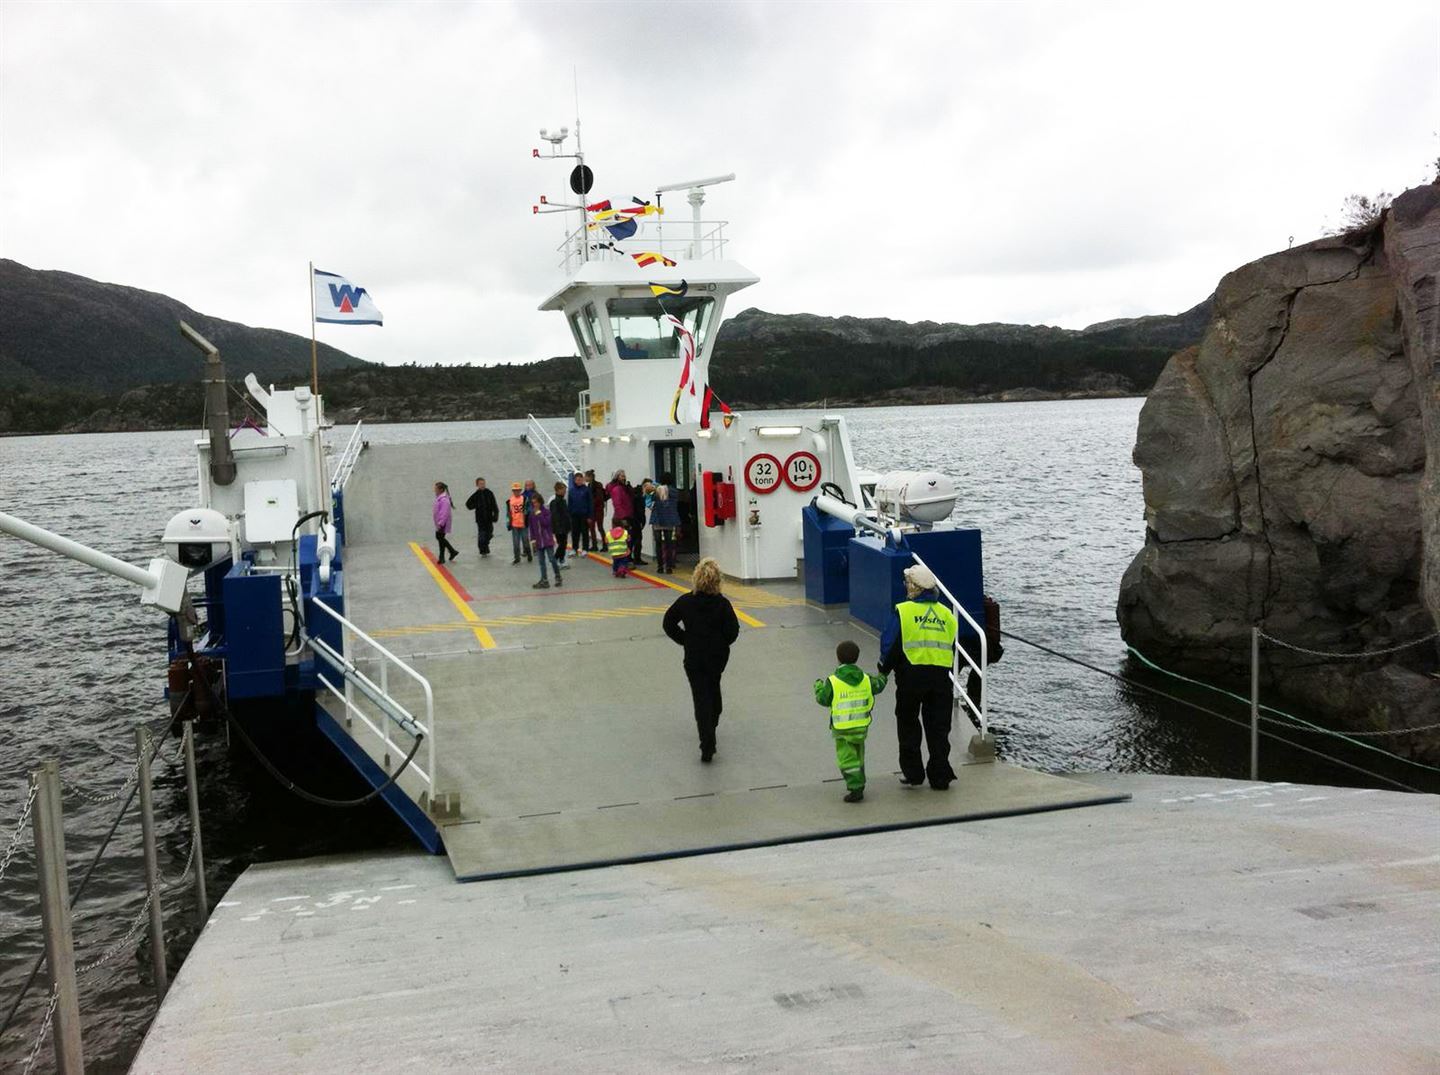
left=464, top=477, right=498, bottom=557
left=587, top=470, right=607, bottom=547
left=528, top=495, right=562, bottom=589
left=605, top=470, right=632, bottom=537
left=567, top=472, right=592, bottom=553
left=815, top=639, right=887, bottom=803
left=433, top=482, right=459, bottom=564
left=549, top=481, right=571, bottom=566
left=505, top=482, right=532, bottom=564
left=649, top=482, right=680, bottom=574
left=878, top=564, right=958, bottom=790
left=626, top=478, right=651, bottom=566
left=662, top=558, right=739, bottom=763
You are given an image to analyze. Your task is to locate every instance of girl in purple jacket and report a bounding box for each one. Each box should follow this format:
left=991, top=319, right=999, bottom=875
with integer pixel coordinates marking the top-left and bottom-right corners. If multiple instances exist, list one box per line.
left=527, top=495, right=563, bottom=589
left=433, top=482, right=459, bottom=564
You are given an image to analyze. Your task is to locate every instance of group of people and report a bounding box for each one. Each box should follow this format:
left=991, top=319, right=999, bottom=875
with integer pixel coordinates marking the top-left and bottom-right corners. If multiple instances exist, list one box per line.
left=431, top=469, right=685, bottom=589
left=436, top=476, right=982, bottom=804
left=663, top=558, right=983, bottom=803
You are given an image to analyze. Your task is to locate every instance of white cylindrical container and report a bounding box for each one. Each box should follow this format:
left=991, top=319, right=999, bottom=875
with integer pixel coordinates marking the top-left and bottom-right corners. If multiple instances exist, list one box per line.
left=872, top=470, right=957, bottom=525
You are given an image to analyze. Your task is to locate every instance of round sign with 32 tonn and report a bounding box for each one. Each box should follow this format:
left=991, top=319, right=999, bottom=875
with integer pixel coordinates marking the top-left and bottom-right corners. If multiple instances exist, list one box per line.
left=744, top=453, right=783, bottom=494
left=783, top=451, right=821, bottom=492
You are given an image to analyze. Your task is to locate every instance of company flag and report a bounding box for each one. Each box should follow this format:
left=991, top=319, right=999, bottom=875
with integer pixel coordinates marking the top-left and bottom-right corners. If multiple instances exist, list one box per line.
left=313, top=269, right=383, bottom=325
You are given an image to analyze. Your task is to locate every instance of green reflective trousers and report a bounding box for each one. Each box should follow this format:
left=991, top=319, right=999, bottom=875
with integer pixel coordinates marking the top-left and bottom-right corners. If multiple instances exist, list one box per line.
left=833, top=730, right=868, bottom=792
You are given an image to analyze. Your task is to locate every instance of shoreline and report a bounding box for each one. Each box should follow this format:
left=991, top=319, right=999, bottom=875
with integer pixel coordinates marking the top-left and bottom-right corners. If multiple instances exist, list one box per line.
left=1, top=389, right=1146, bottom=438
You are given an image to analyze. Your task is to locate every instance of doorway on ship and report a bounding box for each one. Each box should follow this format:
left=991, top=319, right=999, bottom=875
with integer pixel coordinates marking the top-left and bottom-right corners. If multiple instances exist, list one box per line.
left=652, top=440, right=699, bottom=555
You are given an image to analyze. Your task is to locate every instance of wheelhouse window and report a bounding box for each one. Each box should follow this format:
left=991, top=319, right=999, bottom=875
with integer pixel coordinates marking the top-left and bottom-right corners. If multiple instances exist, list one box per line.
left=584, top=302, right=607, bottom=355
left=568, top=311, right=594, bottom=360
left=606, top=296, right=716, bottom=360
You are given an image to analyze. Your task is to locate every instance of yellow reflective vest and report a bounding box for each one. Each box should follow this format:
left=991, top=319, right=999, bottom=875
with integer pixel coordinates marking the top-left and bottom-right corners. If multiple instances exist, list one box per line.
left=828, top=674, right=874, bottom=732
left=607, top=528, right=629, bottom=558
left=897, top=599, right=957, bottom=667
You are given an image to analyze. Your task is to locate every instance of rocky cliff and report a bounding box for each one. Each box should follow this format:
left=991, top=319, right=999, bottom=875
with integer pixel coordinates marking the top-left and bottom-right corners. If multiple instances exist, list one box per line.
left=1118, top=183, right=1440, bottom=759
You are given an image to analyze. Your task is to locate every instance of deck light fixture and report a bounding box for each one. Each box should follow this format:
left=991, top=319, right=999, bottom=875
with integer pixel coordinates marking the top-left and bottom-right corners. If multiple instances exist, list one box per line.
left=756, top=426, right=802, bottom=438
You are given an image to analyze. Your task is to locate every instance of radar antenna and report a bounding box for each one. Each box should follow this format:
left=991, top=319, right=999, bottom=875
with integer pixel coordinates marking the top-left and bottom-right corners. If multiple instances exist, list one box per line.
left=655, top=174, right=735, bottom=259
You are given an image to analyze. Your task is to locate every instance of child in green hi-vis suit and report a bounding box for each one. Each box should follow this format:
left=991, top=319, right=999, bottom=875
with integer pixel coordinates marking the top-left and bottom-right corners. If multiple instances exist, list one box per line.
left=814, top=639, right=887, bottom=802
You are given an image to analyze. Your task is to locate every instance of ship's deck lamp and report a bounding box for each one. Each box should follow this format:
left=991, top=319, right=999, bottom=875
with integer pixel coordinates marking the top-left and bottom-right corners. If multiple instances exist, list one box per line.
left=756, top=426, right=803, bottom=438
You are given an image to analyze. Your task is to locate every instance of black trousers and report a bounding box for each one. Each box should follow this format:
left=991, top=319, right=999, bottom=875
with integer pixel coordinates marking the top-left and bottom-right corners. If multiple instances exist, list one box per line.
left=571, top=515, right=590, bottom=551
left=684, top=650, right=729, bottom=754
left=555, top=527, right=569, bottom=562
left=895, top=683, right=955, bottom=787
left=627, top=516, right=645, bottom=561
left=476, top=523, right=493, bottom=555
left=435, top=529, right=459, bottom=563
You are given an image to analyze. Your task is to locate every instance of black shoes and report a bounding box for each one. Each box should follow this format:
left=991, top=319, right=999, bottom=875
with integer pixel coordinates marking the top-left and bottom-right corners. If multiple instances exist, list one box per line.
left=533, top=579, right=550, bottom=589
left=900, top=776, right=924, bottom=788
left=844, top=789, right=864, bottom=803
left=555, top=574, right=563, bottom=587
left=512, top=557, right=520, bottom=565
left=700, top=751, right=713, bottom=763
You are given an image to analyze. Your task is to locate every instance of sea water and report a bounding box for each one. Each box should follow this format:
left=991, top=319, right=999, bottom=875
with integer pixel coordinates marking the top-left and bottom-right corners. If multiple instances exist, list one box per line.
left=0, top=398, right=1424, bottom=1070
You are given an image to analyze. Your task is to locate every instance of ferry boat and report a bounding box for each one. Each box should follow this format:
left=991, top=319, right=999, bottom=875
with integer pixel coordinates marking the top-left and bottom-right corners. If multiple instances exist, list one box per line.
left=2, top=136, right=1435, bottom=1072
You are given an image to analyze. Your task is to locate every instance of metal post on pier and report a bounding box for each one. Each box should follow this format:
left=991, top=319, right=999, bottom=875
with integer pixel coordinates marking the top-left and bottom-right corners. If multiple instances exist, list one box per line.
left=136, top=725, right=169, bottom=1002
left=181, top=725, right=208, bottom=931
left=31, top=760, right=84, bottom=1073
left=1250, top=626, right=1260, bottom=781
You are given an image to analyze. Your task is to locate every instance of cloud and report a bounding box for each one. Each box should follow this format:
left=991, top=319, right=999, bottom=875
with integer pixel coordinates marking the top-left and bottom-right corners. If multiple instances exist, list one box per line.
left=2, top=0, right=1436, bottom=367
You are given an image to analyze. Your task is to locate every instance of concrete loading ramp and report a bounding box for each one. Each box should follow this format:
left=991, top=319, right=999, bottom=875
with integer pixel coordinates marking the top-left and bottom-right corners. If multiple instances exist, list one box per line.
left=329, top=438, right=1128, bottom=881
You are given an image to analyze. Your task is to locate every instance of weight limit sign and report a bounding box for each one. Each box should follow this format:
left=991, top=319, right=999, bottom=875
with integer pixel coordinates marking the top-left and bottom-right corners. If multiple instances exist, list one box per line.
left=744, top=453, right=784, bottom=494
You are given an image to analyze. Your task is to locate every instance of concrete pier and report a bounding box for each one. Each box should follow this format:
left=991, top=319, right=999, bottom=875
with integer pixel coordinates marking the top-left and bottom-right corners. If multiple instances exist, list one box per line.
left=130, top=774, right=1440, bottom=1073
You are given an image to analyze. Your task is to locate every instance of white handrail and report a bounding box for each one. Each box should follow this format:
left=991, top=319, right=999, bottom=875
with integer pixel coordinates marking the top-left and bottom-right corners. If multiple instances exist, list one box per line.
left=330, top=421, right=365, bottom=492
left=908, top=551, right=987, bottom=739
left=307, top=599, right=436, bottom=797
left=526, top=414, right=577, bottom=484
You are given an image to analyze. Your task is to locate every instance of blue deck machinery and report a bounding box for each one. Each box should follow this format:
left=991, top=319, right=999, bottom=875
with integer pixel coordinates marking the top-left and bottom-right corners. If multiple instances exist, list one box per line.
left=802, top=470, right=997, bottom=758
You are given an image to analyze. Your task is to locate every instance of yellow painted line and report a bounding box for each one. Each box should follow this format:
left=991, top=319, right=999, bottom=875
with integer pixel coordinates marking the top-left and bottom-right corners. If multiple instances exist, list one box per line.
left=583, top=552, right=765, bottom=629
left=407, top=542, right=496, bottom=649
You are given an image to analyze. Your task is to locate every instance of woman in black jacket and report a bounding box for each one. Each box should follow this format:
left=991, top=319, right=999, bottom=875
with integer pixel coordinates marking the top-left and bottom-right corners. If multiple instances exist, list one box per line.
left=662, top=558, right=740, bottom=762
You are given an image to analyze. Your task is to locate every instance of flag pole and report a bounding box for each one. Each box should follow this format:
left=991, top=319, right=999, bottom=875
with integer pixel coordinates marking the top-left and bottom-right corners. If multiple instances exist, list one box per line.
left=309, top=260, right=319, bottom=395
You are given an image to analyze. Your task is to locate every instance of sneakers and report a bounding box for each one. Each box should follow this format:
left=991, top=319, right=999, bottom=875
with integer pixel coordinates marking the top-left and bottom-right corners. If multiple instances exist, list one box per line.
left=512, top=557, right=520, bottom=565
left=555, top=574, right=563, bottom=587
left=843, top=789, right=864, bottom=803
left=533, top=579, right=550, bottom=589
left=899, top=776, right=924, bottom=788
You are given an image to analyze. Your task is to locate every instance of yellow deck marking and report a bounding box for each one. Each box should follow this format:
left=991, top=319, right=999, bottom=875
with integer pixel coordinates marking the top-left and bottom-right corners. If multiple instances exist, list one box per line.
left=582, top=552, right=766, bottom=628
left=373, top=604, right=675, bottom=638
left=407, top=542, right=496, bottom=649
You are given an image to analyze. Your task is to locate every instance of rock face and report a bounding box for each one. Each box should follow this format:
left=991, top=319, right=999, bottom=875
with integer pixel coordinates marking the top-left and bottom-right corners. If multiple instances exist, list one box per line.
left=1118, top=183, right=1440, bottom=759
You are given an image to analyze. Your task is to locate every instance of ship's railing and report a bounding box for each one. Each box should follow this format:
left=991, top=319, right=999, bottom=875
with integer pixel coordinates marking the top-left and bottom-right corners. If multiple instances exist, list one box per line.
left=556, top=217, right=729, bottom=274
left=525, top=413, right=577, bottom=484
left=307, top=600, right=436, bottom=802
left=330, top=421, right=365, bottom=492
left=908, top=551, right=988, bottom=739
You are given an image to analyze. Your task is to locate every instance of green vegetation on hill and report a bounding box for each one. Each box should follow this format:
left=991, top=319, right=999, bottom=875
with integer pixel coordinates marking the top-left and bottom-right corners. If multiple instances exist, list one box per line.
left=0, top=260, right=1212, bottom=433
left=0, top=259, right=367, bottom=393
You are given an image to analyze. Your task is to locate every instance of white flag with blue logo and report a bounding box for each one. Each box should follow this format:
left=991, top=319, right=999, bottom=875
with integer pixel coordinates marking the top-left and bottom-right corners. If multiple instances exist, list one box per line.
left=313, top=268, right=383, bottom=325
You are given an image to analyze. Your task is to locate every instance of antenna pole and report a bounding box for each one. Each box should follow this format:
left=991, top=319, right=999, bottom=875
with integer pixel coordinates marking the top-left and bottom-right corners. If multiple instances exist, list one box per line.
left=574, top=69, right=588, bottom=264
left=309, top=260, right=319, bottom=394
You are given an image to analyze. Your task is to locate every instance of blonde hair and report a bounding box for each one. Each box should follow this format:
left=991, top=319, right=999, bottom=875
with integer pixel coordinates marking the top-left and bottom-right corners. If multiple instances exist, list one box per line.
left=692, top=557, right=723, bottom=595
left=905, top=578, right=925, bottom=599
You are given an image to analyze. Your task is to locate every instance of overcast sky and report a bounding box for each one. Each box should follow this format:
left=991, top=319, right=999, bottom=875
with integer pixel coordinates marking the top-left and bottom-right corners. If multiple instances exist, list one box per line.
left=2, top=1, right=1437, bottom=368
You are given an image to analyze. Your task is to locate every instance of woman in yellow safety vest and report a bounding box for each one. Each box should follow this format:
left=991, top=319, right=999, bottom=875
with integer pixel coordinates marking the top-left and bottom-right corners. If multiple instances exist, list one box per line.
left=877, top=563, right=958, bottom=790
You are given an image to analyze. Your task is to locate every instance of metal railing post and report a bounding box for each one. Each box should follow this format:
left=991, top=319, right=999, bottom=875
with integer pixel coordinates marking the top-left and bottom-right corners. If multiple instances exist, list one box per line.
left=1250, top=626, right=1260, bottom=781
left=31, top=760, right=84, bottom=1073
left=181, top=725, right=208, bottom=931
left=135, top=726, right=168, bottom=1002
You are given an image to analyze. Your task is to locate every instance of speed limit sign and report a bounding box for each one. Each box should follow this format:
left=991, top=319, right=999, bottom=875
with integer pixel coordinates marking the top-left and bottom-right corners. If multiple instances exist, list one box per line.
left=783, top=451, right=821, bottom=492
left=744, top=453, right=783, bottom=494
